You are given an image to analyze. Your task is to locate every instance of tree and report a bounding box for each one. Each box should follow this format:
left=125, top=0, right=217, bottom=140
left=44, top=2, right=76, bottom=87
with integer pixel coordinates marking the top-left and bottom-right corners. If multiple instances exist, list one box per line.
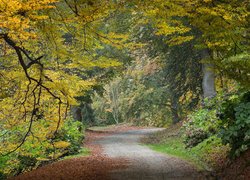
left=132, top=23, right=203, bottom=123
left=136, top=0, right=249, bottom=94
left=0, top=0, right=123, bottom=155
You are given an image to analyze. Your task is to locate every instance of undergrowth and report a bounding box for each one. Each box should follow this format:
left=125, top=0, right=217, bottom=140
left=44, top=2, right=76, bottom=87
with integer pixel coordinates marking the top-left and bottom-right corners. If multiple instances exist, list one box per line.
left=142, top=124, right=229, bottom=172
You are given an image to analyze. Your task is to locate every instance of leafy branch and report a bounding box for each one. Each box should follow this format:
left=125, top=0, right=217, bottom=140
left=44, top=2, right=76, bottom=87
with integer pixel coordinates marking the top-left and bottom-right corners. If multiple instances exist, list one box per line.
left=0, top=34, right=67, bottom=155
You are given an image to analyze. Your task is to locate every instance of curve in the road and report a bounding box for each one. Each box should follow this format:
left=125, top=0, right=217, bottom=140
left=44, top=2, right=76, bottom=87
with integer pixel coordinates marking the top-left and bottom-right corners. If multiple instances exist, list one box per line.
left=95, top=128, right=203, bottom=180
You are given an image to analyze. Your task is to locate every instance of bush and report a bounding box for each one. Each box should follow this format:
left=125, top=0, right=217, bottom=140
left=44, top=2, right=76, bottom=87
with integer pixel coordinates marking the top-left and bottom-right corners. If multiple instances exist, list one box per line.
left=182, top=109, right=220, bottom=148
left=192, top=135, right=230, bottom=169
left=0, top=155, right=19, bottom=178
left=17, top=155, right=37, bottom=173
left=0, top=118, right=85, bottom=178
left=183, top=91, right=250, bottom=157
left=220, top=101, right=250, bottom=157
left=0, top=172, right=6, bottom=180
left=184, top=128, right=208, bottom=148
left=55, top=120, right=84, bottom=154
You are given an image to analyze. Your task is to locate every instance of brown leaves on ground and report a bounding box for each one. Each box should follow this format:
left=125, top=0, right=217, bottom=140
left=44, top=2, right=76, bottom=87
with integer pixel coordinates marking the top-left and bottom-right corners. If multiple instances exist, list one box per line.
left=218, top=149, right=250, bottom=180
left=13, top=128, right=128, bottom=180
left=13, top=124, right=144, bottom=180
left=13, top=156, right=125, bottom=180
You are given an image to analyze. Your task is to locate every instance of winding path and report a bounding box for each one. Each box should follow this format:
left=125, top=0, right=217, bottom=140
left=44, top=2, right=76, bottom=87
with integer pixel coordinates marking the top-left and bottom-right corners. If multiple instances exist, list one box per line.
left=95, top=128, right=202, bottom=180
left=14, top=127, right=205, bottom=180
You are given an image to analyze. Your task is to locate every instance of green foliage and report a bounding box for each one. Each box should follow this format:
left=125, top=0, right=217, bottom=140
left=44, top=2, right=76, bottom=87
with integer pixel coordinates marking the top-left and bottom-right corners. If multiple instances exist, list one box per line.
left=0, top=172, right=6, bottom=180
left=220, top=101, right=250, bottom=157
left=61, top=147, right=90, bottom=160
left=216, top=52, right=250, bottom=89
left=145, top=127, right=229, bottom=171
left=147, top=137, right=206, bottom=170
left=183, top=128, right=208, bottom=148
left=56, top=120, right=84, bottom=154
left=192, top=136, right=230, bottom=168
left=140, top=0, right=250, bottom=87
left=17, top=155, right=37, bottom=173
left=183, top=109, right=219, bottom=148
left=183, top=91, right=250, bottom=157
left=0, top=1, right=249, bottom=178
left=93, top=22, right=203, bottom=126
left=92, top=60, right=173, bottom=127
left=0, top=118, right=84, bottom=178
left=145, top=128, right=214, bottom=170
left=0, top=155, right=17, bottom=178
left=133, top=23, right=203, bottom=124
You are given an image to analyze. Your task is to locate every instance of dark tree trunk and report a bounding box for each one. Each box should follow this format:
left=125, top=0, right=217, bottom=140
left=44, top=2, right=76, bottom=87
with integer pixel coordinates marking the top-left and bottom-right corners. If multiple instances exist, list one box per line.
left=71, top=106, right=82, bottom=121
left=170, top=97, right=180, bottom=124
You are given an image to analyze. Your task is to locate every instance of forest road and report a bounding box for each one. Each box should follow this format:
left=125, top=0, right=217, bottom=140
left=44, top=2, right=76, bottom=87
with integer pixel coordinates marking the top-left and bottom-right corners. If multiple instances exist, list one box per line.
left=95, top=128, right=203, bottom=180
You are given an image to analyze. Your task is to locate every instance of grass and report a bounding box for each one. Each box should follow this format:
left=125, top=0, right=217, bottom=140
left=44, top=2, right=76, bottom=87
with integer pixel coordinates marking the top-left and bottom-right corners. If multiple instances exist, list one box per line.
left=87, top=125, right=112, bottom=131
left=146, top=136, right=209, bottom=171
left=87, top=122, right=134, bottom=131
left=61, top=147, right=90, bottom=160
left=142, top=124, right=212, bottom=171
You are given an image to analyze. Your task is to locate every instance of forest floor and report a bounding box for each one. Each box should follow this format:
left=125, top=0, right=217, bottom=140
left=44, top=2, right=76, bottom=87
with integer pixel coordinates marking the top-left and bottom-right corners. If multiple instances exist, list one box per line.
left=13, top=124, right=209, bottom=180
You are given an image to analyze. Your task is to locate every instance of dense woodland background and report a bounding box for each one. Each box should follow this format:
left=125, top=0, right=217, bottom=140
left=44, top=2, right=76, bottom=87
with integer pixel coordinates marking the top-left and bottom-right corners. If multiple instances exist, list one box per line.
left=0, top=0, right=249, bottom=179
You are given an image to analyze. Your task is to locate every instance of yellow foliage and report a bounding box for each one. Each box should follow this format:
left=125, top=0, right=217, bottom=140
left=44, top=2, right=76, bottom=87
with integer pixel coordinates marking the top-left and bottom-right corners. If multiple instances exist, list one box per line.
left=53, top=141, right=71, bottom=149
left=138, top=0, right=249, bottom=48
left=0, top=0, right=57, bottom=41
left=0, top=0, right=124, bottom=158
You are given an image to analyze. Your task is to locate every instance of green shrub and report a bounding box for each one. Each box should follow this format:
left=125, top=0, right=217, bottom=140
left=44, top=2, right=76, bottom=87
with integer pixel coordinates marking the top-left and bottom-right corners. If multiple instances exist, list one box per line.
left=0, top=172, right=6, bottom=180
left=182, top=109, right=220, bottom=148
left=2, top=145, right=57, bottom=178
left=56, top=119, right=84, bottom=154
left=184, top=91, right=250, bottom=157
left=17, top=155, right=37, bottom=173
left=0, top=118, right=85, bottom=178
left=0, top=155, right=19, bottom=178
left=220, top=102, right=250, bottom=157
left=184, top=128, right=208, bottom=148
left=192, top=135, right=230, bottom=168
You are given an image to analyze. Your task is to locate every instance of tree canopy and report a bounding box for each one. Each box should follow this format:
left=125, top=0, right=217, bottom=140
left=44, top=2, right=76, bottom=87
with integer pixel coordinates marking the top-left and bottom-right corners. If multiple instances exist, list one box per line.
left=0, top=0, right=249, bottom=178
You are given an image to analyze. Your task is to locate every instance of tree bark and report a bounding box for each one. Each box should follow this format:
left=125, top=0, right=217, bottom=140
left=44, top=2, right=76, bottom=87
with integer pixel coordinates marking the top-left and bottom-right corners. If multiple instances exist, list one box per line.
left=71, top=106, right=82, bottom=121
left=170, top=97, right=180, bottom=124
left=201, top=50, right=216, bottom=99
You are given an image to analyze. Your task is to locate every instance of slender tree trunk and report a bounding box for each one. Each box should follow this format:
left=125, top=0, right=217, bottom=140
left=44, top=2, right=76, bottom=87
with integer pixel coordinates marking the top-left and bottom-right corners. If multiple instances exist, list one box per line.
left=170, top=97, right=180, bottom=124
left=110, top=84, right=119, bottom=124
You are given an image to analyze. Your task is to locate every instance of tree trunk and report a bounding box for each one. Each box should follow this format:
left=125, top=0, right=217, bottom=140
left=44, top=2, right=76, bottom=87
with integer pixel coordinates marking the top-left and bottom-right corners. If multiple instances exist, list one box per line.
left=201, top=50, right=216, bottom=99
left=170, top=97, right=180, bottom=124
left=71, top=106, right=82, bottom=121
left=110, top=85, right=119, bottom=124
